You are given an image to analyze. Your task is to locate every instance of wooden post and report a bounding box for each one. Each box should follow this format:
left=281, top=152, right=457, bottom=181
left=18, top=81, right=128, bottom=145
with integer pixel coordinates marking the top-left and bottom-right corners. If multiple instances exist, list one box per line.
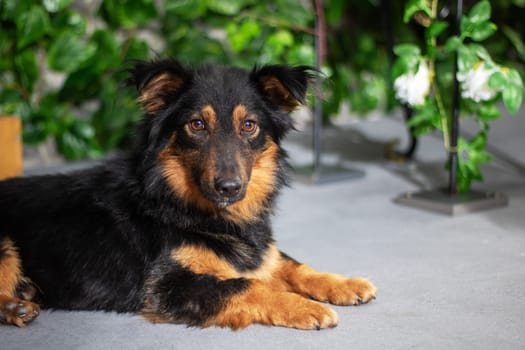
left=0, top=116, right=23, bottom=180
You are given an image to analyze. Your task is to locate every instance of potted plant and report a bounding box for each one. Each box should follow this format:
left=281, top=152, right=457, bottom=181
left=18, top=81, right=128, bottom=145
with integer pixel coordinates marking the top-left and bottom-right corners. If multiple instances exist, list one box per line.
left=392, top=0, right=523, bottom=214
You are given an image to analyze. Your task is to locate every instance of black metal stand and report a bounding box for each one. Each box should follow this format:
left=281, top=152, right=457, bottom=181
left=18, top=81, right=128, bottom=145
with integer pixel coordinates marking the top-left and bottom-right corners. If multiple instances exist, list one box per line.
left=382, top=0, right=418, bottom=160
left=394, top=190, right=508, bottom=215
left=294, top=0, right=364, bottom=185
left=394, top=0, right=508, bottom=215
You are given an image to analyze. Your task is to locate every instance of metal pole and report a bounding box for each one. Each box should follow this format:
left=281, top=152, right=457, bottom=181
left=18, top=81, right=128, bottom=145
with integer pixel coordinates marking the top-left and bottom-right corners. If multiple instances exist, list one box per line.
left=448, top=0, right=462, bottom=195
left=382, top=0, right=418, bottom=159
left=313, top=0, right=325, bottom=178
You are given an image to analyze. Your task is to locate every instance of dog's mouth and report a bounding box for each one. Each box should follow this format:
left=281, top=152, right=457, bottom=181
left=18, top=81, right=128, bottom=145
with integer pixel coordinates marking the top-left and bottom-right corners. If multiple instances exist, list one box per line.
left=203, top=193, right=245, bottom=209
left=201, top=185, right=247, bottom=209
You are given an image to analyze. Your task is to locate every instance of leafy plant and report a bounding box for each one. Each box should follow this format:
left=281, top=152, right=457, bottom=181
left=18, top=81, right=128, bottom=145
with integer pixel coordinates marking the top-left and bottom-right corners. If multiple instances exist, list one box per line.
left=392, top=0, right=523, bottom=192
left=160, top=0, right=315, bottom=68
left=321, top=0, right=398, bottom=119
left=0, top=0, right=155, bottom=159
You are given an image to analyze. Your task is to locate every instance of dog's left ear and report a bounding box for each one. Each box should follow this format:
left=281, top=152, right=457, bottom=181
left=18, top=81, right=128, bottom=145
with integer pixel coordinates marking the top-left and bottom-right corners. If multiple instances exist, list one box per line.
left=250, top=65, right=316, bottom=112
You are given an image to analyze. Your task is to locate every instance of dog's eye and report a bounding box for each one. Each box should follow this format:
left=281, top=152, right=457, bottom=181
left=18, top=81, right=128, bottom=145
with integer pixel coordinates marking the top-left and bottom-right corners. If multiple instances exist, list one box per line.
left=189, top=119, right=206, bottom=132
left=241, top=120, right=257, bottom=134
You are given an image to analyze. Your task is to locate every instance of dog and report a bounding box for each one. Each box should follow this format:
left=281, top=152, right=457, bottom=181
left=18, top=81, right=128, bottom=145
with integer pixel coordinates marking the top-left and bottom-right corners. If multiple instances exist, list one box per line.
left=0, top=59, right=376, bottom=330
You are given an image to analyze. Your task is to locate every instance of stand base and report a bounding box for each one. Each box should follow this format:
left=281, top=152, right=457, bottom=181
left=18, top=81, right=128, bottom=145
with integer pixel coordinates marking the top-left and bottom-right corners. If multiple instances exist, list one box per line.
left=293, top=163, right=365, bottom=185
left=394, top=189, right=508, bottom=215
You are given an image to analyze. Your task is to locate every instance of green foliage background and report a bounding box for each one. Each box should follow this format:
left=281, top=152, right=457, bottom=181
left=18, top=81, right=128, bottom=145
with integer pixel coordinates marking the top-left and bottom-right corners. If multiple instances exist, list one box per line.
left=0, top=0, right=524, bottom=173
left=0, top=0, right=315, bottom=160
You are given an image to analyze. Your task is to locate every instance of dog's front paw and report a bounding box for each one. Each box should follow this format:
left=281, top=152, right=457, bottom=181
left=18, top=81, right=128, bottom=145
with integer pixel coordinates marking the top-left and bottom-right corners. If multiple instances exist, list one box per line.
left=278, top=297, right=339, bottom=330
left=207, top=287, right=339, bottom=330
left=0, top=296, right=40, bottom=327
left=324, top=277, right=377, bottom=306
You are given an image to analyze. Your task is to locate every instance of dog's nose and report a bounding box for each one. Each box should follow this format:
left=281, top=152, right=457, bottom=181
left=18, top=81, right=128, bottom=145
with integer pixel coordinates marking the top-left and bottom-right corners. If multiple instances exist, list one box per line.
left=214, top=177, right=242, bottom=197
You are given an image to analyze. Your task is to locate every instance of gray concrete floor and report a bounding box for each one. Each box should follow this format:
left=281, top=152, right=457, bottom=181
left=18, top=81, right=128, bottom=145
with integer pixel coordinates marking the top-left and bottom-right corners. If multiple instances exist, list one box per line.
left=2, top=112, right=524, bottom=349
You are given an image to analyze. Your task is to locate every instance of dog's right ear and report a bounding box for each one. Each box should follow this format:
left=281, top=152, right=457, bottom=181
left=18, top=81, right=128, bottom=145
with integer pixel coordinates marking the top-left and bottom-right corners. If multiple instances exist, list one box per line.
left=126, top=59, right=192, bottom=114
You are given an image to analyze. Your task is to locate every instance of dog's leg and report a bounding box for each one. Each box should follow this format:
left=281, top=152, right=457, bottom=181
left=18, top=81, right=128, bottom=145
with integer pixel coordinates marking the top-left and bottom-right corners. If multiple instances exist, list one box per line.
left=274, top=254, right=377, bottom=306
left=143, top=248, right=338, bottom=330
left=205, top=279, right=338, bottom=330
left=143, top=271, right=338, bottom=330
left=0, top=238, right=40, bottom=327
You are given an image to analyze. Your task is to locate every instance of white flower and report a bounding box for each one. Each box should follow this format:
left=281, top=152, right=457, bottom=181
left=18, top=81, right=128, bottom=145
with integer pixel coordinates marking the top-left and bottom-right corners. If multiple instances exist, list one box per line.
left=394, top=60, right=431, bottom=107
left=457, top=62, right=500, bottom=102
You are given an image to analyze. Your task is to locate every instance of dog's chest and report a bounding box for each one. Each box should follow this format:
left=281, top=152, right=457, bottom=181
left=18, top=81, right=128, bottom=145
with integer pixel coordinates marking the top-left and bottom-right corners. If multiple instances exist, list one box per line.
left=171, top=243, right=280, bottom=281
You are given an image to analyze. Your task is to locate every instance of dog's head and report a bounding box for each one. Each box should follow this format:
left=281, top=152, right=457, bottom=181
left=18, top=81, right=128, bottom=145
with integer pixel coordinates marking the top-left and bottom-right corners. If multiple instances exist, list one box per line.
left=128, top=59, right=314, bottom=224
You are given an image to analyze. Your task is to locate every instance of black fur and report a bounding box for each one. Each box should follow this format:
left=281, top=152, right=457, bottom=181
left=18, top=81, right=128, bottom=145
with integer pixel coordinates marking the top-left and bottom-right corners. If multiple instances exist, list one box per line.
left=0, top=59, right=313, bottom=323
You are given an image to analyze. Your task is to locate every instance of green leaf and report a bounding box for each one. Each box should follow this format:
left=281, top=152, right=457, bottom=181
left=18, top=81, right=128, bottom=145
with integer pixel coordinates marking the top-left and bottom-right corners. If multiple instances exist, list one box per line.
left=444, top=36, right=463, bottom=53
left=207, top=0, right=247, bottom=15
left=427, top=21, right=449, bottom=38
left=1, top=0, right=32, bottom=21
left=16, top=5, right=51, bottom=49
left=227, top=20, right=261, bottom=53
left=55, top=117, right=97, bottom=160
left=392, top=57, right=410, bottom=80
left=47, top=31, right=95, bottom=73
left=23, top=120, right=49, bottom=145
left=59, top=67, right=101, bottom=102
left=469, top=43, right=492, bottom=62
left=479, top=103, right=501, bottom=120
left=42, top=0, right=75, bottom=13
left=100, top=0, right=157, bottom=28
left=456, top=134, right=492, bottom=192
left=23, top=93, right=64, bottom=145
left=393, top=44, right=421, bottom=57
left=0, top=89, right=31, bottom=118
left=88, top=29, right=120, bottom=72
left=92, top=79, right=141, bottom=150
left=460, top=16, right=474, bottom=38
left=286, top=43, right=315, bottom=66
left=165, top=0, right=207, bottom=19
left=457, top=45, right=478, bottom=73
left=468, top=0, right=491, bottom=24
left=507, top=69, right=524, bottom=88
left=502, top=84, right=523, bottom=114
left=14, top=49, right=38, bottom=93
left=470, top=22, right=497, bottom=41
left=470, top=132, right=486, bottom=150
left=407, top=101, right=441, bottom=135
left=403, top=0, right=432, bottom=23
left=123, top=38, right=150, bottom=61
left=488, top=71, right=506, bottom=89
left=264, top=30, right=294, bottom=59
left=51, top=9, right=86, bottom=35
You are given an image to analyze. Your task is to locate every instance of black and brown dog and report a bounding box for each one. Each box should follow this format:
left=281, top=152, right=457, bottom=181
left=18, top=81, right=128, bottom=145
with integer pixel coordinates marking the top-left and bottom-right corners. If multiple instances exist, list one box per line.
left=0, top=59, right=376, bottom=330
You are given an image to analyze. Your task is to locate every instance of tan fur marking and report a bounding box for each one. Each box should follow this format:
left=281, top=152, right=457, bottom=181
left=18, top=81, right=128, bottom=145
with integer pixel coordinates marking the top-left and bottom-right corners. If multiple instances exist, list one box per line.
left=201, top=105, right=217, bottom=132
left=172, top=244, right=280, bottom=282
left=0, top=238, right=22, bottom=297
left=232, top=105, right=248, bottom=133
left=159, top=135, right=217, bottom=214
left=138, top=73, right=184, bottom=114
left=260, top=76, right=300, bottom=111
